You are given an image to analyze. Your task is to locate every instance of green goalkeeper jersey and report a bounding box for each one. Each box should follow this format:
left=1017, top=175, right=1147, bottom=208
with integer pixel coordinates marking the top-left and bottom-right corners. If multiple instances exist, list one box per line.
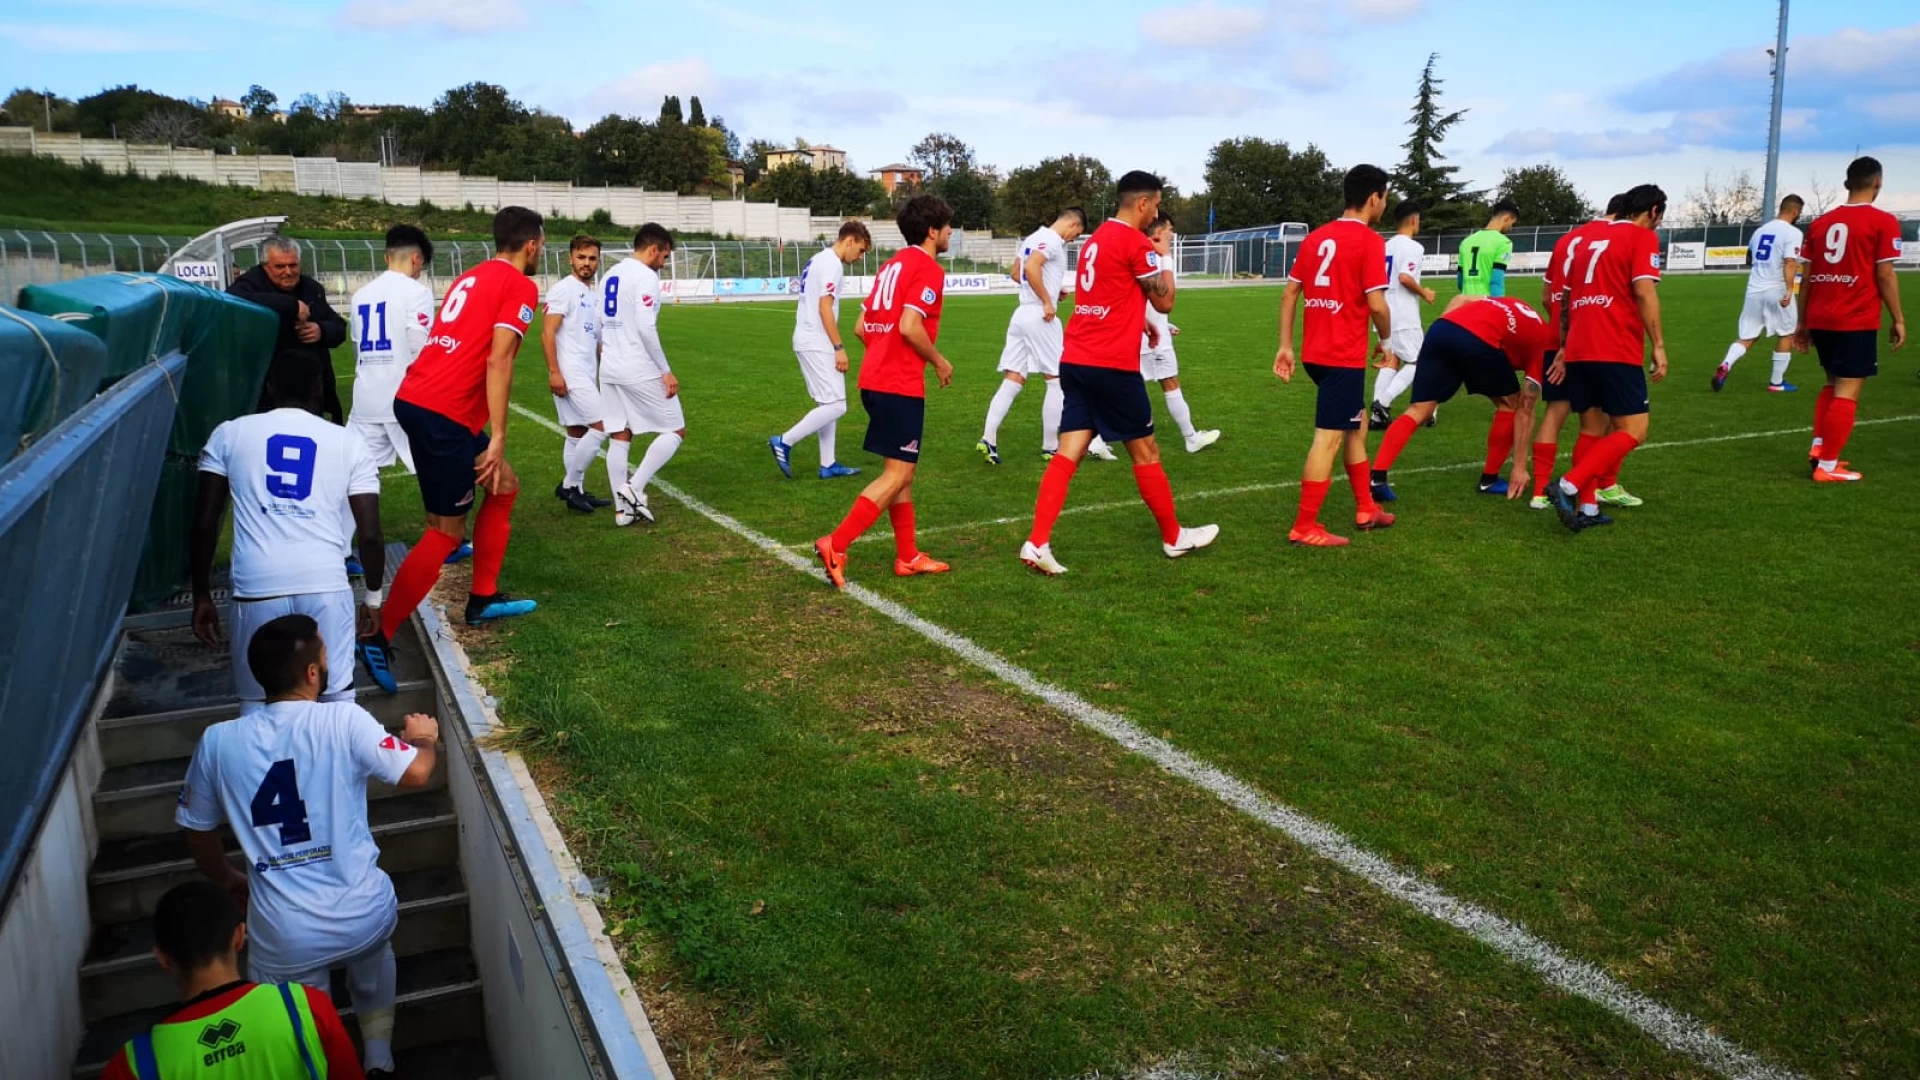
left=1458, top=229, right=1513, bottom=296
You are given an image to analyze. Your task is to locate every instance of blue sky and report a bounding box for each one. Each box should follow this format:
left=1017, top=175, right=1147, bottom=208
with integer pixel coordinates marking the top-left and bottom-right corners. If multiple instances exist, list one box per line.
left=6, top=0, right=1919, bottom=211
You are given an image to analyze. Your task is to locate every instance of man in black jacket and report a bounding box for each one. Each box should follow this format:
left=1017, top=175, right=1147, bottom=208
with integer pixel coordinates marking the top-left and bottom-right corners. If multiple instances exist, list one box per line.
left=229, top=235, right=350, bottom=421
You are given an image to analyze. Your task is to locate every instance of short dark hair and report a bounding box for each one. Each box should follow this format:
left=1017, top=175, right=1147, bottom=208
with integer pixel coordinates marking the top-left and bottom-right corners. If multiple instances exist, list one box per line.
left=837, top=220, right=872, bottom=245
left=248, top=614, right=323, bottom=698
left=493, top=206, right=544, bottom=253
left=1059, top=206, right=1089, bottom=231
left=1845, top=155, right=1882, bottom=193
left=1605, top=192, right=1628, bottom=217
left=569, top=234, right=601, bottom=254
left=1779, top=194, right=1804, bottom=214
left=897, top=194, right=953, bottom=246
left=1489, top=199, right=1520, bottom=220
left=153, top=880, right=241, bottom=972
left=1393, top=199, right=1422, bottom=224
left=1149, top=212, right=1175, bottom=236
left=262, top=351, right=324, bottom=411
left=634, top=222, right=675, bottom=252
left=1620, top=183, right=1667, bottom=220
left=1115, top=170, right=1164, bottom=209
left=1342, top=164, right=1390, bottom=211
left=385, top=224, right=433, bottom=264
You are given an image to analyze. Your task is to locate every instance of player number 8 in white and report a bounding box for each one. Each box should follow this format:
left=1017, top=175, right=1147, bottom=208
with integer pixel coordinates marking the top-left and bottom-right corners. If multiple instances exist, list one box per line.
left=1824, top=222, right=1848, bottom=265
left=1077, top=242, right=1100, bottom=292
left=439, top=277, right=476, bottom=322
left=1313, top=238, right=1336, bottom=287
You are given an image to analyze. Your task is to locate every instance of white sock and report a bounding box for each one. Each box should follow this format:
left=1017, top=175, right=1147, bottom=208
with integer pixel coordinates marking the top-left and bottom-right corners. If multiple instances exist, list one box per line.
left=1818, top=456, right=1838, bottom=471
left=606, top=437, right=630, bottom=494
left=363, top=1038, right=393, bottom=1073
left=1163, top=387, right=1197, bottom=439
left=565, top=429, right=605, bottom=489
left=1581, top=501, right=1599, bottom=515
left=1770, top=352, right=1791, bottom=385
left=1559, top=477, right=1578, bottom=496
left=783, top=401, right=846, bottom=448
left=1373, top=368, right=1399, bottom=408
left=1041, top=378, right=1063, bottom=452
left=1721, top=341, right=1747, bottom=369
left=983, top=379, right=1022, bottom=444
left=563, top=435, right=579, bottom=483
left=818, top=419, right=837, bottom=468
left=1386, top=363, right=1419, bottom=404
left=629, top=431, right=684, bottom=492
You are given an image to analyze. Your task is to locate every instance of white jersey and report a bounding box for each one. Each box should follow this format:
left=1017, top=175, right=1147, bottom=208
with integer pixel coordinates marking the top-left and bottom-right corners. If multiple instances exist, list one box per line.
left=176, top=700, right=420, bottom=971
left=1014, top=226, right=1069, bottom=309
left=544, top=274, right=601, bottom=381
left=1141, top=262, right=1177, bottom=355
left=346, top=271, right=434, bottom=423
left=1746, top=219, right=1804, bottom=295
left=599, top=257, right=670, bottom=384
left=793, top=248, right=845, bottom=352
left=199, top=409, right=379, bottom=599
left=1384, top=234, right=1426, bottom=333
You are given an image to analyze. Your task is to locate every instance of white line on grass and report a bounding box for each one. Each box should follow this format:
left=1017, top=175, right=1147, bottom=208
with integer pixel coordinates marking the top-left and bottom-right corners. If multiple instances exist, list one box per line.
left=509, top=401, right=1802, bottom=1080
left=804, top=413, right=1920, bottom=548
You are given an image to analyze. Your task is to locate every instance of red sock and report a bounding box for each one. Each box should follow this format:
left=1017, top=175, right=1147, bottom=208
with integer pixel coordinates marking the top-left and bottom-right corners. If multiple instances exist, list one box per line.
left=1132, top=462, right=1181, bottom=545
left=1028, top=454, right=1079, bottom=546
left=1598, top=464, right=1621, bottom=490
left=1812, top=386, right=1836, bottom=456
left=1564, top=431, right=1641, bottom=492
left=381, top=529, right=461, bottom=639
left=829, top=495, right=882, bottom=554
left=1484, top=410, right=1516, bottom=474
left=1345, top=460, right=1378, bottom=515
left=1571, top=432, right=1598, bottom=468
left=469, top=488, right=516, bottom=597
left=1530, top=441, right=1557, bottom=497
left=1821, top=397, right=1857, bottom=462
left=1294, top=478, right=1331, bottom=533
left=889, top=501, right=917, bottom=561
left=1374, top=414, right=1419, bottom=471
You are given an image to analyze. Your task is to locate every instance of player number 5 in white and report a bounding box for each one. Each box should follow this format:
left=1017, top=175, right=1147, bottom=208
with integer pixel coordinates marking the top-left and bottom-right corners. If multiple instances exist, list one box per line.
left=1313, top=238, right=1336, bottom=287
left=439, top=277, right=476, bottom=321
left=1824, top=222, right=1849, bottom=265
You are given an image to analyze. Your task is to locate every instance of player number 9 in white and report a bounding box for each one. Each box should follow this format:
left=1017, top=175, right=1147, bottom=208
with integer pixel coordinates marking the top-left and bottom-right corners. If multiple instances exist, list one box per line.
left=439, top=277, right=475, bottom=322
left=1824, top=222, right=1848, bottom=265
left=1077, top=242, right=1100, bottom=292
left=1313, top=238, right=1336, bottom=287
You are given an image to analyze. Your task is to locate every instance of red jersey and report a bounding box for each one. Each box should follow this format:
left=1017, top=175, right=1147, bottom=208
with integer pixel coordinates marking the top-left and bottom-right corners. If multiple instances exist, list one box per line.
left=102, top=981, right=364, bottom=1080
left=1442, top=297, right=1552, bottom=385
left=856, top=245, right=944, bottom=399
left=396, top=258, right=539, bottom=432
left=1803, top=203, right=1903, bottom=332
left=1562, top=220, right=1661, bottom=365
left=1289, top=217, right=1389, bottom=368
left=1063, top=218, right=1163, bottom=371
left=1542, top=219, right=1605, bottom=337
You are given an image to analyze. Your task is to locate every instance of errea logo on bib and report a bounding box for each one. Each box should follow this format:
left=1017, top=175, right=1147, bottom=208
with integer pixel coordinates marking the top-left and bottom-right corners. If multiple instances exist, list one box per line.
left=518, top=304, right=534, bottom=323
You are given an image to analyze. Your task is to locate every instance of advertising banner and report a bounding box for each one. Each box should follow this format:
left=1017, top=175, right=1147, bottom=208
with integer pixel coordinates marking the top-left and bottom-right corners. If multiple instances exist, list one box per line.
left=1666, top=242, right=1707, bottom=271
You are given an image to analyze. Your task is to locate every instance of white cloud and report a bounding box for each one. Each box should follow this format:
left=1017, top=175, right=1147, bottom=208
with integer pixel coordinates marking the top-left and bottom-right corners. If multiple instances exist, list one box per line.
left=339, top=0, right=530, bottom=36
left=1344, top=0, right=1425, bottom=24
left=0, top=22, right=203, bottom=52
left=1280, top=46, right=1341, bottom=92
left=798, top=89, right=905, bottom=124
left=1485, top=127, right=1676, bottom=159
left=1057, top=69, right=1262, bottom=119
left=576, top=58, right=767, bottom=122
left=1864, top=92, right=1920, bottom=124
left=1140, top=1, right=1269, bottom=48
left=686, top=0, right=864, bottom=49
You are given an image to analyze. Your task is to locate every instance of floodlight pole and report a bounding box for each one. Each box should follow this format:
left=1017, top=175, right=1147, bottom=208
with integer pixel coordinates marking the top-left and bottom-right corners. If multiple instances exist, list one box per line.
left=1761, top=0, right=1790, bottom=219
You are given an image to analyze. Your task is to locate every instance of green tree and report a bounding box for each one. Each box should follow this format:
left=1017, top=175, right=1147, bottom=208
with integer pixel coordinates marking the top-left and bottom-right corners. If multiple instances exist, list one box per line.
left=908, top=131, right=974, bottom=181
left=659, top=95, right=683, bottom=124
left=1495, top=164, right=1593, bottom=226
left=1202, top=137, right=1343, bottom=230
left=241, top=85, right=277, bottom=120
left=997, top=155, right=1111, bottom=236
left=71, top=85, right=197, bottom=138
left=743, top=137, right=781, bottom=184
left=427, top=82, right=528, bottom=172
left=578, top=114, right=647, bottom=186
left=688, top=96, right=707, bottom=127
left=933, top=168, right=995, bottom=230
left=1394, top=54, right=1478, bottom=230
left=747, top=161, right=815, bottom=206
left=2, top=87, right=74, bottom=132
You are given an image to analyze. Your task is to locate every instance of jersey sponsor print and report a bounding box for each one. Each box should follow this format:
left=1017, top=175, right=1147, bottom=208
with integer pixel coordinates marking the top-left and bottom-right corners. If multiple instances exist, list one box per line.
left=1803, top=204, right=1903, bottom=332
left=857, top=246, right=945, bottom=398
left=1289, top=218, right=1390, bottom=368
left=396, top=258, right=538, bottom=432
left=1562, top=221, right=1662, bottom=365
left=1063, top=218, right=1162, bottom=372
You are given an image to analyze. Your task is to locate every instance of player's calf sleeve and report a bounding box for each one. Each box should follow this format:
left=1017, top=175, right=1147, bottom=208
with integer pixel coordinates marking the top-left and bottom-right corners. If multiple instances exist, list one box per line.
left=1162, top=388, right=1197, bottom=439
left=1028, top=453, right=1078, bottom=546
left=630, top=432, right=683, bottom=492
left=1041, top=379, right=1064, bottom=451
left=1294, top=478, right=1331, bottom=532
left=470, top=489, right=516, bottom=597
left=1821, top=398, right=1858, bottom=463
left=983, top=379, right=1023, bottom=443
left=1132, top=462, right=1181, bottom=545
left=1484, top=410, right=1516, bottom=474
left=381, top=530, right=461, bottom=638
left=889, top=502, right=917, bottom=561
left=1345, top=460, right=1378, bottom=515
left=1374, top=414, right=1419, bottom=471
left=830, top=495, right=883, bottom=554
left=606, top=438, right=630, bottom=493
left=1530, top=442, right=1557, bottom=496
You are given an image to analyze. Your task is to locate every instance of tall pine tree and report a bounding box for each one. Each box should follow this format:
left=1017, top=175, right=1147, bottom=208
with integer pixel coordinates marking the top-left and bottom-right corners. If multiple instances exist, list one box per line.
left=1394, top=54, right=1479, bottom=230
left=659, top=95, right=683, bottom=124
left=687, top=96, right=706, bottom=127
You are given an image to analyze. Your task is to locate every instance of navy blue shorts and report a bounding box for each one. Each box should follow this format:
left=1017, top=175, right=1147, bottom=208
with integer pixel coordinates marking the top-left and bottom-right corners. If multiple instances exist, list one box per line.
left=860, top=389, right=924, bottom=463
left=1568, top=363, right=1649, bottom=417
left=1539, top=349, right=1574, bottom=404
left=1304, top=363, right=1366, bottom=431
left=1059, top=361, right=1155, bottom=443
left=1411, top=320, right=1523, bottom=404
left=395, top=398, right=487, bottom=516
left=1812, top=329, right=1878, bottom=379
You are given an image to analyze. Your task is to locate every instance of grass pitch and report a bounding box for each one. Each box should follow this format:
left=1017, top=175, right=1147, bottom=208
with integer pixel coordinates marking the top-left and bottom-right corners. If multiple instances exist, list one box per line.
left=349, top=272, right=1919, bottom=1078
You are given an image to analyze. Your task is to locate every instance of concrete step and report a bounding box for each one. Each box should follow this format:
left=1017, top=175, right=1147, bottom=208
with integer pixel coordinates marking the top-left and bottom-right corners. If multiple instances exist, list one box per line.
left=88, top=790, right=456, bottom=925
left=72, top=946, right=487, bottom=1078
left=102, top=619, right=435, bottom=721
left=97, top=682, right=436, bottom=770
left=81, top=865, right=470, bottom=1021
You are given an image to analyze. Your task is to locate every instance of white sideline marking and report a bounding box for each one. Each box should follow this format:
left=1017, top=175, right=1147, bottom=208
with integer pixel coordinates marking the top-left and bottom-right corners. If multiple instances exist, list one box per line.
left=809, top=413, right=1920, bottom=548
left=510, top=401, right=1799, bottom=1080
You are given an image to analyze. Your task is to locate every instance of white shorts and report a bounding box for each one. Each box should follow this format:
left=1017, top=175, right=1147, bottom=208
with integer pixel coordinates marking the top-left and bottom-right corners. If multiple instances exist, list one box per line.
left=794, top=347, right=847, bottom=404
left=997, top=307, right=1063, bottom=377
left=602, top=377, right=686, bottom=435
left=230, top=590, right=357, bottom=705
left=347, top=418, right=414, bottom=474
left=1737, top=291, right=1798, bottom=340
left=1139, top=347, right=1179, bottom=382
left=252, top=928, right=396, bottom=1017
left=1387, top=326, right=1425, bottom=367
left=553, top=371, right=604, bottom=428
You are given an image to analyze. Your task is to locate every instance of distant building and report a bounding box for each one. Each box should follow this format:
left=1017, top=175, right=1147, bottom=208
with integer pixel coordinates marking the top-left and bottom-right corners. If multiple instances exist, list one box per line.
left=765, top=147, right=813, bottom=172
left=808, top=145, right=847, bottom=172
left=869, top=163, right=924, bottom=195
left=351, top=104, right=404, bottom=118
left=209, top=98, right=244, bottom=120
left=765, top=144, right=849, bottom=174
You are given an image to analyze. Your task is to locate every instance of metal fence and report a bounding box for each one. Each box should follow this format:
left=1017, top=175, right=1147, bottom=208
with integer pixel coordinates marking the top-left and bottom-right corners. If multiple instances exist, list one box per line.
left=0, top=351, right=188, bottom=910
